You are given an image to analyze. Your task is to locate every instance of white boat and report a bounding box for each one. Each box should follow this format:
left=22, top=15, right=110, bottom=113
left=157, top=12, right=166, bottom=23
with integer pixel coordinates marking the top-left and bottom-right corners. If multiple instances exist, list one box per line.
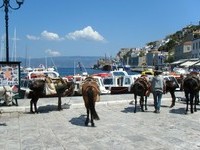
left=64, top=74, right=87, bottom=96
left=102, top=70, right=135, bottom=94
left=92, top=76, right=110, bottom=95
left=22, top=67, right=60, bottom=80
left=20, top=66, right=60, bottom=98
left=63, top=74, right=110, bottom=96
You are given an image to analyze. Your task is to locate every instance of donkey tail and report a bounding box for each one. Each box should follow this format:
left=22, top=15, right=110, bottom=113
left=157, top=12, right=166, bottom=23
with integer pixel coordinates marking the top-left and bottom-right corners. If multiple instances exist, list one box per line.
left=87, top=87, right=100, bottom=120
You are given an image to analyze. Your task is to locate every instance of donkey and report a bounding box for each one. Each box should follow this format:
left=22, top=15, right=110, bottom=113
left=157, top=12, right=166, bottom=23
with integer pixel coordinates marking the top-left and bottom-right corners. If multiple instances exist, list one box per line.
left=82, top=76, right=100, bottom=127
left=131, top=77, right=151, bottom=113
left=28, top=76, right=74, bottom=113
left=183, top=74, right=200, bottom=114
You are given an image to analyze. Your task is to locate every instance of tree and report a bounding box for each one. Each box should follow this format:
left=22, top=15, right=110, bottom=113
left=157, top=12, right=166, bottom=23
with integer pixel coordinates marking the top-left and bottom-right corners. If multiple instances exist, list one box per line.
left=165, top=55, right=174, bottom=63
left=139, top=51, right=145, bottom=57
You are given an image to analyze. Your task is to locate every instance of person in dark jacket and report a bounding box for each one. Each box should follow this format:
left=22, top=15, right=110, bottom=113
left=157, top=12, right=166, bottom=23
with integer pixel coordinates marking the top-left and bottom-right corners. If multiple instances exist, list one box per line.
left=151, top=70, right=166, bottom=113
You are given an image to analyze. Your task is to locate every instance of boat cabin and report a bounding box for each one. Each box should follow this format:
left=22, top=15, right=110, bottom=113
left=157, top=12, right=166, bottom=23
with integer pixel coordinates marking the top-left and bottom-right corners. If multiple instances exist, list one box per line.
left=27, top=71, right=59, bottom=80
left=103, top=75, right=134, bottom=94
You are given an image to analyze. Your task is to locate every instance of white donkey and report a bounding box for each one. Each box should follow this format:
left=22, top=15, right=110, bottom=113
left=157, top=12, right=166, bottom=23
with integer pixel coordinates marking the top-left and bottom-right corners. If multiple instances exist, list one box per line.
left=0, top=86, right=13, bottom=106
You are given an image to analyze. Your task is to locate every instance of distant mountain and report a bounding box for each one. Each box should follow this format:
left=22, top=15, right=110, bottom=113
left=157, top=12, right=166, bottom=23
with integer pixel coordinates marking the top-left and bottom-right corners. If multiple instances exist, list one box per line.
left=16, top=56, right=101, bottom=68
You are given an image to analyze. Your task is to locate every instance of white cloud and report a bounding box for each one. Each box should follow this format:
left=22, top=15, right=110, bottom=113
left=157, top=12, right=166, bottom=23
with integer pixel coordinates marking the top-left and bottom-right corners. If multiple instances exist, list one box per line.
left=45, top=49, right=61, bottom=56
left=66, top=26, right=105, bottom=41
left=26, top=35, right=40, bottom=40
left=41, top=30, right=64, bottom=41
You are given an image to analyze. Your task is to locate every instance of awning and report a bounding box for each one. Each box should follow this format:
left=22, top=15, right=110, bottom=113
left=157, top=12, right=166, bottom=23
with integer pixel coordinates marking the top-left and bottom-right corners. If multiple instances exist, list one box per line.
left=170, top=59, right=187, bottom=65
left=194, top=62, right=200, bottom=66
left=180, top=61, right=199, bottom=67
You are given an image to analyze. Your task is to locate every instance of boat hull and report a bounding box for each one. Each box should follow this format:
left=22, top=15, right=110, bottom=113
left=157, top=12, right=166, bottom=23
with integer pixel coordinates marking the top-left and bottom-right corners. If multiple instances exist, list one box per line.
left=110, top=87, right=130, bottom=94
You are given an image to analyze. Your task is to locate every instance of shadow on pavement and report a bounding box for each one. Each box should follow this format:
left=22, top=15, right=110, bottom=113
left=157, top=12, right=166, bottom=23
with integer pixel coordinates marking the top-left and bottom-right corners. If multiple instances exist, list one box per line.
left=121, top=106, right=135, bottom=113
left=0, top=123, right=7, bottom=126
left=169, top=107, right=186, bottom=115
left=37, top=105, right=60, bottom=113
left=69, top=115, right=86, bottom=127
left=23, top=103, right=71, bottom=114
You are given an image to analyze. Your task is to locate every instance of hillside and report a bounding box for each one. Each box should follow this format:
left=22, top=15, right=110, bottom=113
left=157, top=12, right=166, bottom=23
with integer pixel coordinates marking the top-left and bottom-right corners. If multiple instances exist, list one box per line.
left=117, top=24, right=200, bottom=64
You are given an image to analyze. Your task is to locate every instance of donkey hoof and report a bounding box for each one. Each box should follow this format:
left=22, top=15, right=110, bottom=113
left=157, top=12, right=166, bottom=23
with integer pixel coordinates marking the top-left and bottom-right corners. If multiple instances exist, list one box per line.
left=85, top=121, right=89, bottom=126
left=58, top=108, right=63, bottom=111
left=91, top=123, right=95, bottom=127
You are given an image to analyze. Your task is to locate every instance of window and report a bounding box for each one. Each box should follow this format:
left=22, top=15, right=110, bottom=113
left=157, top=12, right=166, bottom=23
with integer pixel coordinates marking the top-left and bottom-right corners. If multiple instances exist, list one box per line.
left=112, top=72, right=126, bottom=76
left=103, top=78, right=113, bottom=85
left=124, top=78, right=130, bottom=85
left=199, top=41, right=200, bottom=49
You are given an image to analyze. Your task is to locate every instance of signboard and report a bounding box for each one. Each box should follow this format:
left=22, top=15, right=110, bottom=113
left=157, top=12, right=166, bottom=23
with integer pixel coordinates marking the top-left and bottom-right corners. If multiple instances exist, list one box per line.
left=0, top=62, right=21, bottom=89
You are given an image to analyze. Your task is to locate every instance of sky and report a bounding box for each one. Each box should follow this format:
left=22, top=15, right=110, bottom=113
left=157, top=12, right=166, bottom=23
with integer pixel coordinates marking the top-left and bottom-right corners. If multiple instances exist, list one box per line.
left=0, top=0, right=200, bottom=59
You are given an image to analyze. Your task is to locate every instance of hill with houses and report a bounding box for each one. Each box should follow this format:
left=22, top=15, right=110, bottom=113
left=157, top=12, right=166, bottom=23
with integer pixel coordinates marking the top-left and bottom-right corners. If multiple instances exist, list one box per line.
left=98, top=23, right=200, bottom=69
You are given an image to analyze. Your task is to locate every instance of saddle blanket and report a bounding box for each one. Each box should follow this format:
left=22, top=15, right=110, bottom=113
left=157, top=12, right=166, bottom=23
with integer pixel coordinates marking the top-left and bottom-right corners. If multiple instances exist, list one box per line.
left=44, top=82, right=57, bottom=95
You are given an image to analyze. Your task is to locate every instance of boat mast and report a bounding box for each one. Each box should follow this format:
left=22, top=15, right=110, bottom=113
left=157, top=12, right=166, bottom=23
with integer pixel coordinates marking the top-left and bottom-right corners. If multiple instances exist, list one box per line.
left=45, top=56, right=47, bottom=69
left=50, top=57, right=58, bottom=72
left=0, top=35, right=5, bottom=61
left=73, top=60, right=76, bottom=75
left=24, top=45, right=28, bottom=68
left=12, top=28, right=17, bottom=61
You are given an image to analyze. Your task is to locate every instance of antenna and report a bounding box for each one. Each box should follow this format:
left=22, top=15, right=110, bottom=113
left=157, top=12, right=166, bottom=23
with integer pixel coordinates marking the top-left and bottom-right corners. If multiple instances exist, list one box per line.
left=25, top=46, right=27, bottom=68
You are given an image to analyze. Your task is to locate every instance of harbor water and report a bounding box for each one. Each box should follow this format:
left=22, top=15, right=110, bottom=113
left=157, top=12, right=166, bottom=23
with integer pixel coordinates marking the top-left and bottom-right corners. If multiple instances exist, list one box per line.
left=57, top=67, right=137, bottom=77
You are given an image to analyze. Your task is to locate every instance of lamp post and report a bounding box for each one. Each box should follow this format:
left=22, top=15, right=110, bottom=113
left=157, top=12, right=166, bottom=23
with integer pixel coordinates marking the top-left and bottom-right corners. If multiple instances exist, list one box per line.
left=0, top=0, right=24, bottom=62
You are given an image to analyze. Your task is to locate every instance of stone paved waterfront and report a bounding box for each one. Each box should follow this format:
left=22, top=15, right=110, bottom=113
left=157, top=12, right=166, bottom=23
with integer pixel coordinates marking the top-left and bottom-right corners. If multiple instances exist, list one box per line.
left=0, top=92, right=200, bottom=150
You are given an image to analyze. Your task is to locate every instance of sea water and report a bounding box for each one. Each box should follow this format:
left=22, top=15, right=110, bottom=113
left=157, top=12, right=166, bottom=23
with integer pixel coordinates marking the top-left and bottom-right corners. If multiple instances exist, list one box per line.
left=57, top=67, right=137, bottom=77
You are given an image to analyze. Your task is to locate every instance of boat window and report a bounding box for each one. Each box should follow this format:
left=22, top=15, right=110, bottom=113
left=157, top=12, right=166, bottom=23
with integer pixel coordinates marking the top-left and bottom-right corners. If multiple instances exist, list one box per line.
left=124, top=78, right=131, bottom=85
left=103, top=78, right=113, bottom=85
left=99, top=79, right=104, bottom=86
left=112, top=72, right=126, bottom=76
left=117, top=77, right=123, bottom=86
left=145, top=72, right=153, bottom=75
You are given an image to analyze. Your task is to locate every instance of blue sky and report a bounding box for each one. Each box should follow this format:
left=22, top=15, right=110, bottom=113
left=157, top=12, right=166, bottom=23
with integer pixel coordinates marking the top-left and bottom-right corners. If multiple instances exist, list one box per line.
left=0, top=0, right=200, bottom=59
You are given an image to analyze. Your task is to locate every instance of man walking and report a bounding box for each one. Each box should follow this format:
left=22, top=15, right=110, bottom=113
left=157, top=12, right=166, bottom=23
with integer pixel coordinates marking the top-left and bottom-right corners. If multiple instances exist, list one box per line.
left=151, top=70, right=166, bottom=113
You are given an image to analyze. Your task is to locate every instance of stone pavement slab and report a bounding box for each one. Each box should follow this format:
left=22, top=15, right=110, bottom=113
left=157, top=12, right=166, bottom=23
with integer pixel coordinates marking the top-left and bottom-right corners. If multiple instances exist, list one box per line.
left=0, top=96, right=200, bottom=150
